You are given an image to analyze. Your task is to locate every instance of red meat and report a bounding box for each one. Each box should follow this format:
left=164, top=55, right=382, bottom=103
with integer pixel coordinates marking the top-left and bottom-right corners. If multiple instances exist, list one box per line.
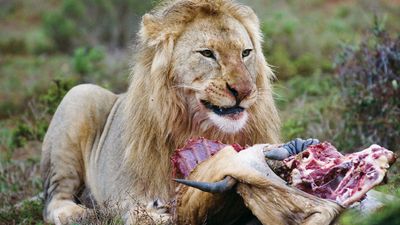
left=171, top=137, right=244, bottom=178
left=172, top=138, right=395, bottom=207
left=283, top=142, right=396, bottom=207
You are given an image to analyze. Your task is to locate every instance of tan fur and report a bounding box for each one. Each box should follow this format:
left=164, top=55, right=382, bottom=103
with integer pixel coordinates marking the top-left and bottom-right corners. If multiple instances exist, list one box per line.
left=40, top=0, right=281, bottom=224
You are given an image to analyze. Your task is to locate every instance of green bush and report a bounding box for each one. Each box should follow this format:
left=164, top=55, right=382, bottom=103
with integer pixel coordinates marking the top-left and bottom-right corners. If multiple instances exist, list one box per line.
left=39, top=78, right=78, bottom=115
left=294, top=53, right=318, bottom=76
left=340, top=197, right=400, bottom=225
left=0, top=200, right=44, bottom=225
left=279, top=74, right=337, bottom=104
left=261, top=16, right=325, bottom=79
left=72, top=47, right=105, bottom=75
left=62, top=0, right=85, bottom=20
left=10, top=78, right=78, bottom=149
left=42, top=12, right=77, bottom=52
left=41, top=0, right=157, bottom=51
left=281, top=118, right=306, bottom=140
left=11, top=123, right=36, bottom=149
left=25, top=30, right=55, bottom=54
left=0, top=38, right=27, bottom=54
left=335, top=23, right=400, bottom=150
left=276, top=73, right=341, bottom=141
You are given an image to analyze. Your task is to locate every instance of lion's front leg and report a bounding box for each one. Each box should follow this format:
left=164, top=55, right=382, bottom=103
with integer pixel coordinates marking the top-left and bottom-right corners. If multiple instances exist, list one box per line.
left=123, top=199, right=173, bottom=225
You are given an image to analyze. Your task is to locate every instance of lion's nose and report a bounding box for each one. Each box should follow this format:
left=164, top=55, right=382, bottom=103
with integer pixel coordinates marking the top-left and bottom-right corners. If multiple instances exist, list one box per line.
left=226, top=82, right=253, bottom=103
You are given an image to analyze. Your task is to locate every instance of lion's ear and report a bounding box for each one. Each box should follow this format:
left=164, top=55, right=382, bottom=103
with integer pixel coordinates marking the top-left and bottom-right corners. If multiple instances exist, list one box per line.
left=141, top=13, right=174, bottom=46
left=140, top=13, right=175, bottom=84
left=141, top=14, right=160, bottom=42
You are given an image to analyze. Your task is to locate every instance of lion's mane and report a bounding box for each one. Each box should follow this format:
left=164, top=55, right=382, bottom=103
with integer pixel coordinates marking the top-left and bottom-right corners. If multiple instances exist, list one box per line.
left=122, top=0, right=281, bottom=200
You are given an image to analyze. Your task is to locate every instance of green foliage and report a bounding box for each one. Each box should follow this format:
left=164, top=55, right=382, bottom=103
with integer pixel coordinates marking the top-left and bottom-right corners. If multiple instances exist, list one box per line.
left=0, top=125, right=14, bottom=161
left=277, top=74, right=341, bottom=141
left=0, top=200, right=44, bottom=225
left=260, top=9, right=340, bottom=80
left=286, top=74, right=336, bottom=102
left=261, top=12, right=299, bottom=80
left=340, top=198, right=400, bottom=225
left=73, top=47, right=105, bottom=75
left=9, top=78, right=78, bottom=149
left=42, top=11, right=77, bottom=52
left=62, top=0, right=85, bottom=20
left=39, top=78, right=78, bottom=114
left=11, top=123, right=37, bottom=149
left=0, top=37, right=27, bottom=54
left=0, top=55, right=78, bottom=118
left=294, top=54, right=319, bottom=76
left=335, top=24, right=400, bottom=150
left=25, top=30, right=55, bottom=54
left=281, top=118, right=306, bottom=140
left=267, top=44, right=297, bottom=80
left=41, top=0, right=157, bottom=51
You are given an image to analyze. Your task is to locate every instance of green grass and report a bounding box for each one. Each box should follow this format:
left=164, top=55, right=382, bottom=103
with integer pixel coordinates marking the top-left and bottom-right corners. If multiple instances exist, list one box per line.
left=275, top=74, right=345, bottom=146
left=340, top=188, right=400, bottom=225
left=0, top=55, right=77, bottom=117
left=0, top=200, right=44, bottom=225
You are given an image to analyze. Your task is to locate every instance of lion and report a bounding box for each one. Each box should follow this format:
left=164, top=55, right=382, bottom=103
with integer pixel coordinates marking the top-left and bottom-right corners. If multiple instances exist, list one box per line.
left=40, top=0, right=281, bottom=224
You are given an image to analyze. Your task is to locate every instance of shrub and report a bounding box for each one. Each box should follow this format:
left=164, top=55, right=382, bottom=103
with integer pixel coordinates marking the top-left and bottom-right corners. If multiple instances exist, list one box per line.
left=281, top=118, right=306, bottom=140
left=335, top=22, right=400, bottom=150
left=276, top=74, right=341, bottom=142
left=39, top=78, right=78, bottom=115
left=0, top=199, right=44, bottom=225
left=10, top=78, right=78, bottom=149
left=41, top=0, right=156, bottom=52
left=340, top=196, right=400, bottom=225
left=42, top=12, right=77, bottom=52
left=0, top=38, right=27, bottom=54
left=73, top=47, right=105, bottom=75
left=62, top=0, right=85, bottom=20
left=26, top=30, right=56, bottom=54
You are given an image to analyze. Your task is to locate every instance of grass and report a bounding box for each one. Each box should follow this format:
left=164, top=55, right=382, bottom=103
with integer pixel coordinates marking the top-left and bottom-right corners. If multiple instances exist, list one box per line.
left=0, top=145, right=42, bottom=207
left=0, top=200, right=44, bottom=225
left=0, top=0, right=399, bottom=224
left=0, top=54, right=76, bottom=118
left=275, top=74, right=344, bottom=145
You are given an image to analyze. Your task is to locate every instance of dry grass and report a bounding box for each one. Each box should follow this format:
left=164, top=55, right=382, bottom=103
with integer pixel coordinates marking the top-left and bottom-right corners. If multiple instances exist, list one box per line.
left=0, top=144, right=42, bottom=208
left=71, top=202, right=174, bottom=225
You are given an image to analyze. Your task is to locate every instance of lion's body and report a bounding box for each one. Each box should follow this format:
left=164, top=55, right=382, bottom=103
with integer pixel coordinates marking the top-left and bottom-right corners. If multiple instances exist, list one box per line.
left=41, top=0, right=281, bottom=224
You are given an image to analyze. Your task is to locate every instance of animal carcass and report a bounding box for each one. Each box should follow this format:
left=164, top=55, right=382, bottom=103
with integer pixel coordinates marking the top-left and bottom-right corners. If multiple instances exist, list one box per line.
left=171, top=138, right=395, bottom=225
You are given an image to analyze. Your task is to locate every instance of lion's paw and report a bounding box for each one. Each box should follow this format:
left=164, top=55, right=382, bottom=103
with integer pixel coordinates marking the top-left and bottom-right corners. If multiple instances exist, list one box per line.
left=51, top=204, right=86, bottom=225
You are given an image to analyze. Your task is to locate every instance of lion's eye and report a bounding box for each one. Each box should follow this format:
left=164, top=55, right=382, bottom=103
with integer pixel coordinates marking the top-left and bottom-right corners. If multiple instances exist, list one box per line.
left=198, top=50, right=215, bottom=59
left=242, top=49, right=252, bottom=58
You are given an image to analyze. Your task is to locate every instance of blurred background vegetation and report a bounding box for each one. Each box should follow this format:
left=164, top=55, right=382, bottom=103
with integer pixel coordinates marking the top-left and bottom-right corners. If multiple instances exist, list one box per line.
left=0, top=0, right=399, bottom=224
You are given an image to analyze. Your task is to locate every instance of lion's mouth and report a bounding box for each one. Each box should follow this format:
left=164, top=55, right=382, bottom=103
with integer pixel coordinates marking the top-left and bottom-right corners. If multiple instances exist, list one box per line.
left=201, top=100, right=244, bottom=116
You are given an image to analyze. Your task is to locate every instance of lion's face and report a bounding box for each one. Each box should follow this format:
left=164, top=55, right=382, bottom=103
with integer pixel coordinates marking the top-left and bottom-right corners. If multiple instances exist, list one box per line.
left=172, top=15, right=258, bottom=134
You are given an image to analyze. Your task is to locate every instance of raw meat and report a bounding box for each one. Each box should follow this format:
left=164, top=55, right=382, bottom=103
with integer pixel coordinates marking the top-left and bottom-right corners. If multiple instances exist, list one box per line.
left=283, top=142, right=396, bottom=207
left=171, top=137, right=243, bottom=177
left=172, top=138, right=396, bottom=207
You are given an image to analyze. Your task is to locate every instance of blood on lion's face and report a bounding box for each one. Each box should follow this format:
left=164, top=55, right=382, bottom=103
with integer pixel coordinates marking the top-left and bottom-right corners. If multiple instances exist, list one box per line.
left=172, top=14, right=258, bottom=134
